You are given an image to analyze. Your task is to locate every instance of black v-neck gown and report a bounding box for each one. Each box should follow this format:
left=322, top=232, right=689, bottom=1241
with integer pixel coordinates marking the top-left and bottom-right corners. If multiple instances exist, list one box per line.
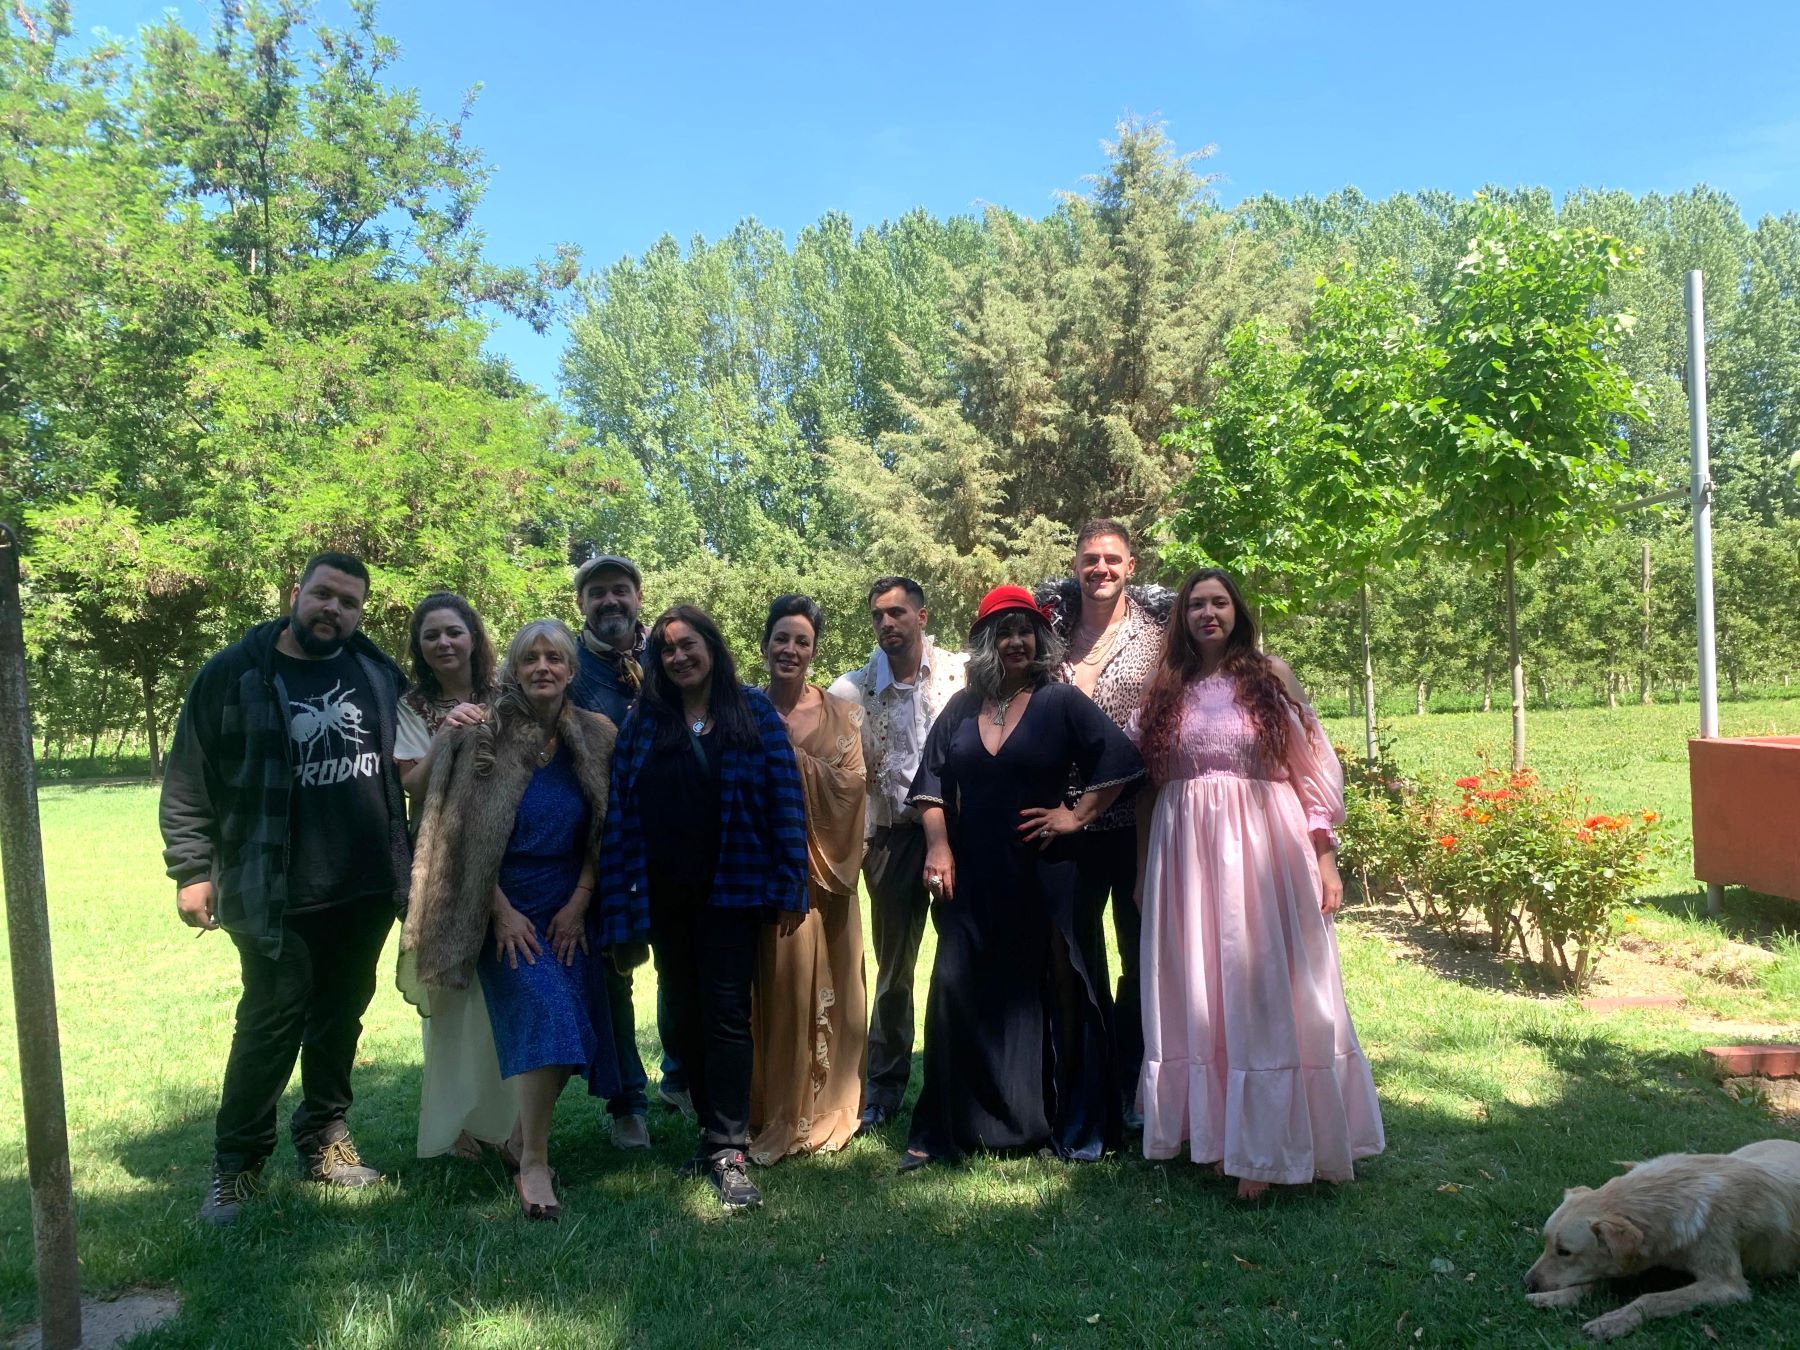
left=905, top=682, right=1143, bottom=1162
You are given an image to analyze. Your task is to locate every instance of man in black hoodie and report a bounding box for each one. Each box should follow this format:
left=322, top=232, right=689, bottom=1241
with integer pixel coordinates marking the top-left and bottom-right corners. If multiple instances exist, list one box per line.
left=160, top=551, right=412, bottom=1226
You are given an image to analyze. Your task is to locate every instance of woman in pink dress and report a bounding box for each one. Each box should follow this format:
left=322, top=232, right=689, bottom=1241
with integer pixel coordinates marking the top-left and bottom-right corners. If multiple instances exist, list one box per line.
left=1130, top=568, right=1383, bottom=1198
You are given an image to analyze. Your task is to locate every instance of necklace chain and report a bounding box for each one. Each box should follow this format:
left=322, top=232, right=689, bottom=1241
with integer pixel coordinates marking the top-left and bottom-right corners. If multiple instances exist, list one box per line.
left=991, top=688, right=1024, bottom=727
left=1073, top=613, right=1126, bottom=668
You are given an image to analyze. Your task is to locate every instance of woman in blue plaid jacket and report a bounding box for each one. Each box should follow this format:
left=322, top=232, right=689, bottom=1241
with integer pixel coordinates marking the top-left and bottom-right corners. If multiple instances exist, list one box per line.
left=598, top=604, right=808, bottom=1212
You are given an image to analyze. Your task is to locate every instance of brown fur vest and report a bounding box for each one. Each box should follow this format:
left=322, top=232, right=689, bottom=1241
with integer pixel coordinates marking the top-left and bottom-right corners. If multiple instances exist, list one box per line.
left=403, top=700, right=616, bottom=989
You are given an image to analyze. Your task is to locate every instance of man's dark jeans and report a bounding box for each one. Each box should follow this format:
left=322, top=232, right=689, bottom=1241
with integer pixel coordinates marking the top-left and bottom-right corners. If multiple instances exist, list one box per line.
left=862, top=823, right=930, bottom=1112
left=214, top=897, right=394, bottom=1174
left=1072, top=824, right=1143, bottom=1110
left=601, top=963, right=649, bottom=1117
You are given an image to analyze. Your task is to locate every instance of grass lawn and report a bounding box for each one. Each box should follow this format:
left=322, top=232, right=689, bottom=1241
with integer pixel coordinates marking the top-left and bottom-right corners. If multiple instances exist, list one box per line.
left=2, top=700, right=1798, bottom=1347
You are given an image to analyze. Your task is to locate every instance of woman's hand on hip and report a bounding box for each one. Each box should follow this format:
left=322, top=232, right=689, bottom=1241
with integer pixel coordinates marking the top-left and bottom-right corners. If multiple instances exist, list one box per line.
left=547, top=895, right=591, bottom=966
left=1017, top=803, right=1079, bottom=850
left=492, top=894, right=542, bottom=969
left=774, top=909, right=805, bottom=938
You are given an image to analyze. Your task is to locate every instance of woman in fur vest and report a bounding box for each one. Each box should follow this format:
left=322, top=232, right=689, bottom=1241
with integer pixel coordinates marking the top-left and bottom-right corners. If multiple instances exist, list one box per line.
left=404, top=619, right=626, bottom=1221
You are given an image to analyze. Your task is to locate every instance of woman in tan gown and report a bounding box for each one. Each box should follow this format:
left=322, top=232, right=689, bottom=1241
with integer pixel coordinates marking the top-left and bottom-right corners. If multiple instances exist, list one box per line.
left=749, top=594, right=870, bottom=1163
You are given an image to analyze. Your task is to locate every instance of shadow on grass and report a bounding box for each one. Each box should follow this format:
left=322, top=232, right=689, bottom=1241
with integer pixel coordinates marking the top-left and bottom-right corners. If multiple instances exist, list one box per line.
left=1340, top=900, right=1568, bottom=999
left=2, top=1025, right=1796, bottom=1349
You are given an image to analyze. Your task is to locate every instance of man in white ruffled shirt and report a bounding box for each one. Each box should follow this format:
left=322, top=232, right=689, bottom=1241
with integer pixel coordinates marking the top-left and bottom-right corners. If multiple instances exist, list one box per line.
left=828, top=576, right=965, bottom=1130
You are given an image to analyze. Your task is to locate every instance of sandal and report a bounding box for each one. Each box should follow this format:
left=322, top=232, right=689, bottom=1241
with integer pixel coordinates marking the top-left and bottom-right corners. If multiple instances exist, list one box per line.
left=897, top=1148, right=933, bottom=1175
left=513, top=1169, right=561, bottom=1222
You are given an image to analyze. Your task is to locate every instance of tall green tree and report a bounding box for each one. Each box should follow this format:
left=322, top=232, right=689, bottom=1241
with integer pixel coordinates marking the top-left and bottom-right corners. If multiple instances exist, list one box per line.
left=8, top=0, right=587, bottom=765
left=1420, top=200, right=1647, bottom=768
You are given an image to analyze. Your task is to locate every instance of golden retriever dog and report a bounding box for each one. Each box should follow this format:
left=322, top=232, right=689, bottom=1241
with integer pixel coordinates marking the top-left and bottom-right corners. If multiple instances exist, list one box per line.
left=1523, top=1138, right=1800, bottom=1340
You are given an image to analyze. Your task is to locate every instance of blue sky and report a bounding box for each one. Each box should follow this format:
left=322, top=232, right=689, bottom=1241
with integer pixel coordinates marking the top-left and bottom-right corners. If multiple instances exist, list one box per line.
left=80, top=1, right=1800, bottom=395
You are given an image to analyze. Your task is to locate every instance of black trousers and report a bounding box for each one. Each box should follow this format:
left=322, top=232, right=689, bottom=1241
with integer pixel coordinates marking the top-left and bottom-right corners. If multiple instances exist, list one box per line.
left=648, top=878, right=759, bottom=1156
left=862, top=823, right=930, bottom=1112
left=215, top=898, right=394, bottom=1174
left=1073, top=824, right=1143, bottom=1109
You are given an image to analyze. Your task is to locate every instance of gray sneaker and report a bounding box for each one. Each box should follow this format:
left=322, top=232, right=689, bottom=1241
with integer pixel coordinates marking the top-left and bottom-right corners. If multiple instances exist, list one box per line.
left=610, top=1114, right=652, bottom=1150
left=199, top=1164, right=263, bottom=1227
left=707, top=1150, right=762, bottom=1211
left=658, top=1083, right=697, bottom=1123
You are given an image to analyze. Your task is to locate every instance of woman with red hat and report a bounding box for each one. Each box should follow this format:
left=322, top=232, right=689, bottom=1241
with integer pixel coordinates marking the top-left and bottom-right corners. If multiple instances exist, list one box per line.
left=898, top=585, right=1143, bottom=1171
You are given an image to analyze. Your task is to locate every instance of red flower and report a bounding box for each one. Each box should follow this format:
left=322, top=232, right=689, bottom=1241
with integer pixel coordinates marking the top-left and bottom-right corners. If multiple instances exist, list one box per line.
left=1455, top=776, right=1481, bottom=790
left=1583, top=815, right=1608, bottom=829
left=1575, top=828, right=1594, bottom=843
left=1640, top=810, right=1659, bottom=824
left=1437, top=835, right=1458, bottom=850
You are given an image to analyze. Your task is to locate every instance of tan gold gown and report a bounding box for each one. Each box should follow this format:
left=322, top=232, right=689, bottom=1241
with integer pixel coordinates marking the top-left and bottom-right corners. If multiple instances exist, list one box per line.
left=749, top=689, right=869, bottom=1163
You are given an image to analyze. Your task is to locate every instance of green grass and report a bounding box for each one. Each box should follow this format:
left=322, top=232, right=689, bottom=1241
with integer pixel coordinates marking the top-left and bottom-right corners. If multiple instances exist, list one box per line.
left=3, top=699, right=1799, bottom=1347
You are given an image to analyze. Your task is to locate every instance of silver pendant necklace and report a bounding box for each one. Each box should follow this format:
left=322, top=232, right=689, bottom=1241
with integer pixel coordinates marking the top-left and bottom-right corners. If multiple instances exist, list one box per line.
left=991, top=690, right=1022, bottom=727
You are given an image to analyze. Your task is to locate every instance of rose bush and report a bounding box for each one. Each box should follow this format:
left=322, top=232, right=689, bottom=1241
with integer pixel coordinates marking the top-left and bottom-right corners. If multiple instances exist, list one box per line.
left=1338, top=751, right=1661, bottom=990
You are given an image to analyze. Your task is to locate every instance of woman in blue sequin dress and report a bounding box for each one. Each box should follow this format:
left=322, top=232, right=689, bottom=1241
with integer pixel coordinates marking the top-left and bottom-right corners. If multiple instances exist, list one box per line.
left=406, top=619, right=622, bottom=1221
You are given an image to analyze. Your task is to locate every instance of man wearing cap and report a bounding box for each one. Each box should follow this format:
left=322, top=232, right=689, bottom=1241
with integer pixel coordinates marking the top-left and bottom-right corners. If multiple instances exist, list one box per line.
left=828, top=576, right=965, bottom=1131
left=570, top=553, right=685, bottom=1144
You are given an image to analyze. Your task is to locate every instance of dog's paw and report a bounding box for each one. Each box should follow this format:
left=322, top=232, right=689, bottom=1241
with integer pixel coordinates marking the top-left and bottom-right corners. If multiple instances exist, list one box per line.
left=1582, top=1308, right=1640, bottom=1341
left=1527, top=1287, right=1588, bottom=1309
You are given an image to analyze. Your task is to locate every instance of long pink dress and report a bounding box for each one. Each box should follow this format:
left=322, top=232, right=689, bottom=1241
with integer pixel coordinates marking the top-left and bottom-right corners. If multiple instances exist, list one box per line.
left=1131, top=675, right=1384, bottom=1183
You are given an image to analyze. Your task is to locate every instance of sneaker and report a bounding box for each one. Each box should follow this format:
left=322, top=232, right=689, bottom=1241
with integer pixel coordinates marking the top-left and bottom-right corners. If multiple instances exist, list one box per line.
left=706, top=1150, right=762, bottom=1211
left=299, top=1135, right=380, bottom=1188
left=610, top=1114, right=652, bottom=1150
left=199, top=1164, right=263, bottom=1227
left=658, top=1083, right=697, bottom=1123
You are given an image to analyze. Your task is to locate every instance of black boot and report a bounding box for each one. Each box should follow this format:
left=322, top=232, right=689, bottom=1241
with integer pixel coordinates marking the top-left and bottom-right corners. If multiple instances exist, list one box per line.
left=199, top=1162, right=264, bottom=1227
left=298, top=1129, right=380, bottom=1187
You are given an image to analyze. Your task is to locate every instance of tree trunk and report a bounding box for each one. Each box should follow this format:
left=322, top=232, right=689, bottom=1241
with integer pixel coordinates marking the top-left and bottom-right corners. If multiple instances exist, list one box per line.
left=1505, top=540, right=1526, bottom=771
left=1638, top=540, right=1653, bottom=704
left=1606, top=671, right=1618, bottom=709
left=1359, top=580, right=1377, bottom=764
left=1481, top=653, right=1493, bottom=713
left=1415, top=679, right=1427, bottom=716
left=139, top=664, right=162, bottom=779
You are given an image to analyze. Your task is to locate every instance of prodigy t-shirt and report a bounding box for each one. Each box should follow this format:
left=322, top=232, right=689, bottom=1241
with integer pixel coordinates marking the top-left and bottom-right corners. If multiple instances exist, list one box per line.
left=274, top=648, right=396, bottom=911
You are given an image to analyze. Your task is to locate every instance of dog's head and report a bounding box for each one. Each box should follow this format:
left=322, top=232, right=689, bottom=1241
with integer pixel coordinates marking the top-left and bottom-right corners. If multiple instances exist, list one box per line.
left=1522, top=1185, right=1647, bottom=1292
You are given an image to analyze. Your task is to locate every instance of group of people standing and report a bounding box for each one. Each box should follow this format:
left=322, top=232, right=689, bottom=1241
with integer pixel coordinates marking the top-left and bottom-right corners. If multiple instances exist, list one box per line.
left=160, top=518, right=1384, bottom=1229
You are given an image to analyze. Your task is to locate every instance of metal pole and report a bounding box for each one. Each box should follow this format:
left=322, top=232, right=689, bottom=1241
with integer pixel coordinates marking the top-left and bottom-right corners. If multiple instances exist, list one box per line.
left=0, top=524, right=82, bottom=1348
left=1684, top=273, right=1725, bottom=918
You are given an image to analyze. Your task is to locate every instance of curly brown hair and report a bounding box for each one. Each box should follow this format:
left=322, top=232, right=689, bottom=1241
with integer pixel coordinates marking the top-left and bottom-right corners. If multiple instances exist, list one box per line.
left=1135, top=568, right=1299, bottom=783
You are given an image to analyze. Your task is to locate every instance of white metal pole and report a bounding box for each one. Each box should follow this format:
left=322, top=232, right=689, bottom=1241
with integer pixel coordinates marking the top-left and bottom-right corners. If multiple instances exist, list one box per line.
left=1685, top=270, right=1724, bottom=917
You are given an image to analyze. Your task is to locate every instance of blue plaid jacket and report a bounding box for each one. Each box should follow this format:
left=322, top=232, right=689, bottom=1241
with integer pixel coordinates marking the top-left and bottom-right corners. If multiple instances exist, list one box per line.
left=597, top=685, right=808, bottom=944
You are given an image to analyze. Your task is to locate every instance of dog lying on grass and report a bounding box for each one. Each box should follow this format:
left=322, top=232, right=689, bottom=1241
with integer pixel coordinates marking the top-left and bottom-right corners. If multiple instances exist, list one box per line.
left=1523, top=1138, right=1800, bottom=1340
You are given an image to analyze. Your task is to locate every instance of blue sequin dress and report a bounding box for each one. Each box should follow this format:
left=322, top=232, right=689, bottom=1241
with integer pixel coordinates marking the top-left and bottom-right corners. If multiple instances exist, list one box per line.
left=477, top=748, right=616, bottom=1092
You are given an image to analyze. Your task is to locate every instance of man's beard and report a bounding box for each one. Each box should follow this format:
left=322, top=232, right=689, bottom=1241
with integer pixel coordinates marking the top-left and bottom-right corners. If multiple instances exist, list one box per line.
left=588, top=610, right=635, bottom=648
left=291, top=616, right=346, bottom=657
